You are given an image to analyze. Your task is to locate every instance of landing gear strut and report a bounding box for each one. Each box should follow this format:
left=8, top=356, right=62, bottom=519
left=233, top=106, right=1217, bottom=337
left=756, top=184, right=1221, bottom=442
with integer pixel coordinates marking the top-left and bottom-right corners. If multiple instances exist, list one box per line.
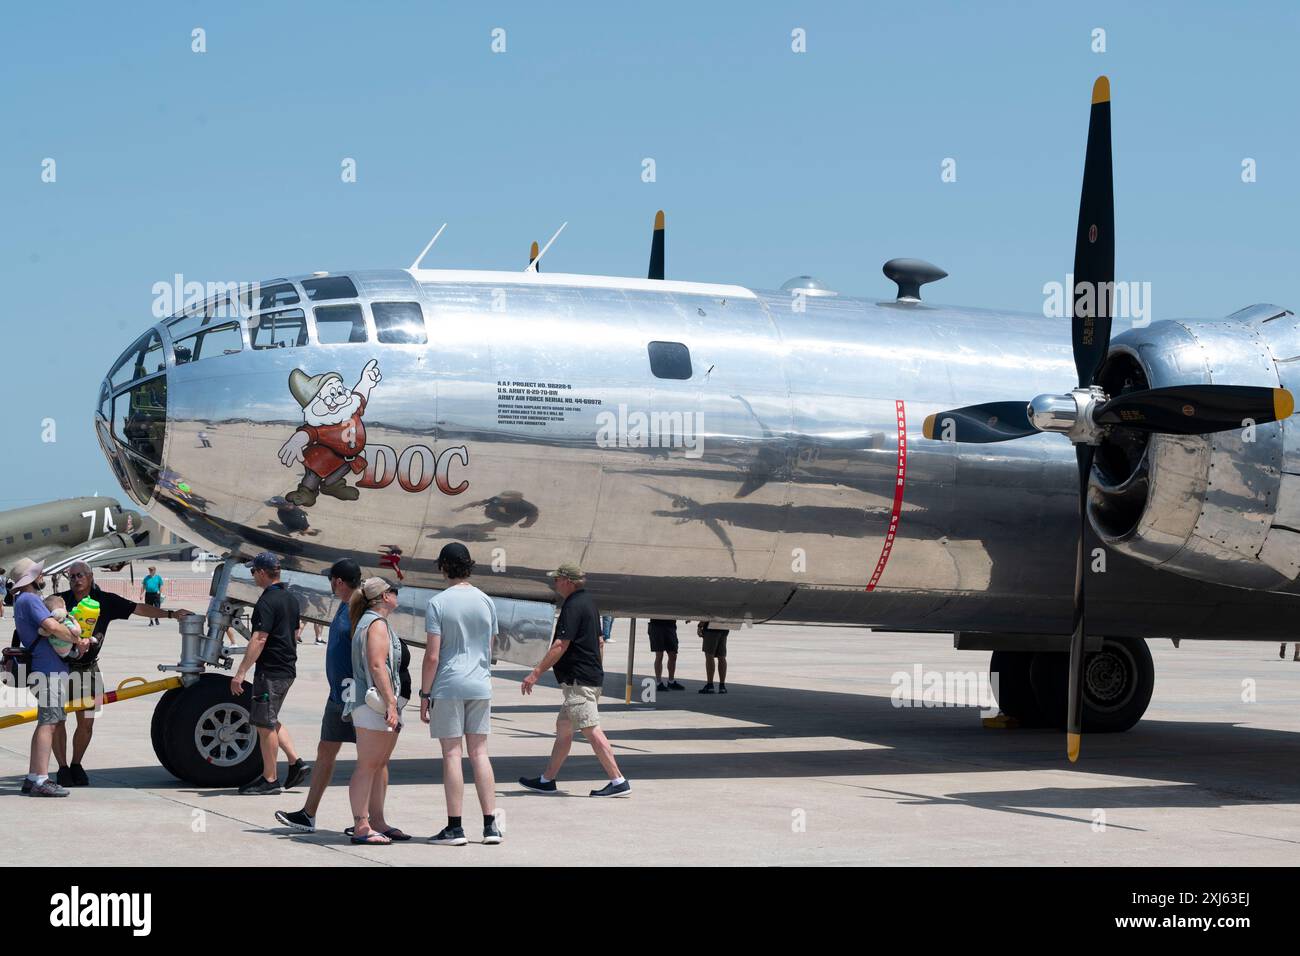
left=991, top=636, right=1154, bottom=733
left=150, top=560, right=261, bottom=786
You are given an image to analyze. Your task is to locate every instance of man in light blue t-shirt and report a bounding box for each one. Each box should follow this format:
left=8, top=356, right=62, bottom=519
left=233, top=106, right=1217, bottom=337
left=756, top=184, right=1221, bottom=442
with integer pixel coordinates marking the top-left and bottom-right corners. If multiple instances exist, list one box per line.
left=420, top=542, right=501, bottom=846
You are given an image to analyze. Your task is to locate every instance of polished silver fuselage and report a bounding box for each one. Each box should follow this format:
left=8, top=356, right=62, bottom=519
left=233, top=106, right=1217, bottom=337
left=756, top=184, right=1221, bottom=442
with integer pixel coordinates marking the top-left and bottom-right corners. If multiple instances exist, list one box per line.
left=97, top=268, right=1300, bottom=642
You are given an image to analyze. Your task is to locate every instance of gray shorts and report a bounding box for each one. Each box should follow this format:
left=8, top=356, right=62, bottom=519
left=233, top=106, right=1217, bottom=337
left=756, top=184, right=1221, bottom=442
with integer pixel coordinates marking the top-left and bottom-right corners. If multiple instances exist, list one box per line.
left=32, top=673, right=70, bottom=726
left=430, top=698, right=491, bottom=739
left=320, top=697, right=356, bottom=744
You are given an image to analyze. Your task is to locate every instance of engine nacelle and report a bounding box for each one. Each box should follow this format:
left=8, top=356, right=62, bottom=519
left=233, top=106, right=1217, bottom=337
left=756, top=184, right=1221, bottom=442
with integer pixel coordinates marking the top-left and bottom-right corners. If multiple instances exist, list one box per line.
left=1088, top=304, right=1300, bottom=591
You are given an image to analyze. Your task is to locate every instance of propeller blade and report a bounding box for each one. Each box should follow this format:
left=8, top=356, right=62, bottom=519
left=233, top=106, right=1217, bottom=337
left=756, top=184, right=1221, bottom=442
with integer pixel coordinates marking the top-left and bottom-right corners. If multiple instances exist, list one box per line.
left=922, top=401, right=1037, bottom=443
left=648, top=210, right=665, bottom=280
left=528, top=240, right=540, bottom=272
left=1094, top=385, right=1294, bottom=434
left=1072, top=76, right=1115, bottom=389
left=1066, top=444, right=1093, bottom=762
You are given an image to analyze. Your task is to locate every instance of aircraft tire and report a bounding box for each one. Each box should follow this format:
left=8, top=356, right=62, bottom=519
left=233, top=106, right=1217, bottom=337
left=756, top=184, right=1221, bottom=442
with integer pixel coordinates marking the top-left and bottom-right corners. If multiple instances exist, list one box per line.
left=1028, top=636, right=1154, bottom=734
left=989, top=651, right=1049, bottom=726
left=163, top=674, right=261, bottom=786
left=150, top=686, right=185, bottom=779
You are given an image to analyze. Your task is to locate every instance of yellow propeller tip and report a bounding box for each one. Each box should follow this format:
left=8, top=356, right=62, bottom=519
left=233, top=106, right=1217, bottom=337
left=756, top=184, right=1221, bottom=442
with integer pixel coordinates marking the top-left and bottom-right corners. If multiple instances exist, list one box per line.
left=1067, top=732, right=1082, bottom=762
left=654, top=210, right=665, bottom=230
left=529, top=241, right=539, bottom=257
left=1092, top=76, right=1110, bottom=104
left=922, top=414, right=937, bottom=440
left=1275, top=388, right=1294, bottom=422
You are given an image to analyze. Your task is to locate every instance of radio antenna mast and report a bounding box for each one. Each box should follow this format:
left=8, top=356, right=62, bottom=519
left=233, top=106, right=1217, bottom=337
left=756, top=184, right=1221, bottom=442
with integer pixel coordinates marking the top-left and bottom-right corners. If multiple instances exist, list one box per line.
left=409, top=223, right=448, bottom=270
left=524, top=222, right=567, bottom=273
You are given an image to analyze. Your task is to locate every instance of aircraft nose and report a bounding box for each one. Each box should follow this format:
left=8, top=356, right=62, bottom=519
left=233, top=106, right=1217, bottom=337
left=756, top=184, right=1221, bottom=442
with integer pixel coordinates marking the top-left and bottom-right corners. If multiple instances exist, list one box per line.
left=96, top=326, right=169, bottom=507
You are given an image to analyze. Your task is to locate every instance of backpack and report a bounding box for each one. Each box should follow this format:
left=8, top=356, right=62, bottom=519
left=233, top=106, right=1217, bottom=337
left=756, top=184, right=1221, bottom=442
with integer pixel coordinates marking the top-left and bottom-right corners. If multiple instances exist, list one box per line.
left=2, top=630, right=44, bottom=687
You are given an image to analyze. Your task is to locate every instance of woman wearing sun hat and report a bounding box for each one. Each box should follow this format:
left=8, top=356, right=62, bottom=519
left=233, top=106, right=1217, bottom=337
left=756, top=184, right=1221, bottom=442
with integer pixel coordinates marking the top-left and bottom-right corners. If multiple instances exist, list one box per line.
left=6, top=558, right=88, bottom=796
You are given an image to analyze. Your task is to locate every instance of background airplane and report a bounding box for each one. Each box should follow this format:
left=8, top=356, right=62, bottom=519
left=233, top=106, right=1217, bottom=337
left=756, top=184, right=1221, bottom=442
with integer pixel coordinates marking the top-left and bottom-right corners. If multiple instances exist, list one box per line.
left=0, top=496, right=190, bottom=581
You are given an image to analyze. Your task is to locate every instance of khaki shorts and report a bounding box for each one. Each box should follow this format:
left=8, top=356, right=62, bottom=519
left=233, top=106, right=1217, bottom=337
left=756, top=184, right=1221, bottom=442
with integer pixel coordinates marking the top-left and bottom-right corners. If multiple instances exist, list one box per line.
left=558, top=683, right=601, bottom=730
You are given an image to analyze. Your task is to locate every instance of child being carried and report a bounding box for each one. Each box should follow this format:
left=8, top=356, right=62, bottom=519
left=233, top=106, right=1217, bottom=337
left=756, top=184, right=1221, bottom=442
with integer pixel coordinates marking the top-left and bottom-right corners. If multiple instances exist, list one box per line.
left=39, top=595, right=98, bottom=660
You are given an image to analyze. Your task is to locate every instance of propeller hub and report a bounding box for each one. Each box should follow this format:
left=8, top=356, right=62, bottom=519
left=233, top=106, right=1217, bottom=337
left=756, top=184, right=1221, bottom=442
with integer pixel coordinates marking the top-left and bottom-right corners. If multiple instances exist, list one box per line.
left=1029, top=387, right=1107, bottom=444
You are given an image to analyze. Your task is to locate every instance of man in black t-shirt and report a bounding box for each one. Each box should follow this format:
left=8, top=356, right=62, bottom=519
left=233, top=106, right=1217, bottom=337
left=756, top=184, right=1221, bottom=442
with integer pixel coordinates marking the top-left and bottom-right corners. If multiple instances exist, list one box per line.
left=519, top=562, right=629, bottom=798
left=231, top=552, right=310, bottom=796
left=53, top=561, right=194, bottom=787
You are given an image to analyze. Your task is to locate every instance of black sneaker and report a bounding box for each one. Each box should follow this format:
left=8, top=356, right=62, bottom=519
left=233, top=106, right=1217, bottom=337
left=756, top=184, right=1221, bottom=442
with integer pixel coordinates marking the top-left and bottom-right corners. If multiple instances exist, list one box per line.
left=483, top=820, right=503, bottom=845
left=275, top=808, right=316, bottom=832
left=283, top=759, right=310, bottom=791
left=429, top=825, right=468, bottom=846
left=698, top=683, right=715, bottom=694
left=718, top=684, right=728, bottom=694
left=56, top=767, right=74, bottom=787
left=239, top=776, right=281, bottom=795
left=69, top=764, right=89, bottom=786
left=667, top=681, right=685, bottom=691
left=519, top=776, right=558, bottom=794
left=590, top=780, right=632, bottom=798
left=656, top=681, right=669, bottom=693
left=21, top=778, right=33, bottom=794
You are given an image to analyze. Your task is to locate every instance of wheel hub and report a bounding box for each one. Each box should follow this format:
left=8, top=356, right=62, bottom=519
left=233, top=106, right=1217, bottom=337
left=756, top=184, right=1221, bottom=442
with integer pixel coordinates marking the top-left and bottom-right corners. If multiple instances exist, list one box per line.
left=195, top=703, right=255, bottom=766
left=1084, top=644, right=1136, bottom=712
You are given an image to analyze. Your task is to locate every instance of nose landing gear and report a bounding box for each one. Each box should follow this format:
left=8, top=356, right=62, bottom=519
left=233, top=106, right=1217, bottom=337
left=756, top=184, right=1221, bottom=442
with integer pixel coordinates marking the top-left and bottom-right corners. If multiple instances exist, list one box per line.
left=149, top=560, right=262, bottom=786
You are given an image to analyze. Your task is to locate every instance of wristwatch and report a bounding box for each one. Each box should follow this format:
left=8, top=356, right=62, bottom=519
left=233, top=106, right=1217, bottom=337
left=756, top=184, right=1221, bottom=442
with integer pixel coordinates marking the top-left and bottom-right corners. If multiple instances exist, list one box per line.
left=418, top=690, right=432, bottom=701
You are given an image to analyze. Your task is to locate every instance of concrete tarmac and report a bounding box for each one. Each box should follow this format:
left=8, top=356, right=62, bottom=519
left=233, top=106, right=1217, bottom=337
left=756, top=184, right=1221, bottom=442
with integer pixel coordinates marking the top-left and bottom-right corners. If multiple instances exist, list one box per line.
left=4, top=568, right=1300, bottom=866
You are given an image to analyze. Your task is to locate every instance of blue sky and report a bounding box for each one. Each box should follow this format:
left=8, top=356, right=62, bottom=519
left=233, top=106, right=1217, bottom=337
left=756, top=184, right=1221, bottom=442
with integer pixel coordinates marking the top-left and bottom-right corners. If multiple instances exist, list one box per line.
left=2, top=1, right=1297, bottom=507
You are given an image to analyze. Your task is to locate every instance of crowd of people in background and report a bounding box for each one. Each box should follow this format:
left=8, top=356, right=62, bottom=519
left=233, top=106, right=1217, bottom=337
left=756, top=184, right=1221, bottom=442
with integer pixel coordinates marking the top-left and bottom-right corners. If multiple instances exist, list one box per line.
left=4, top=542, right=734, bottom=843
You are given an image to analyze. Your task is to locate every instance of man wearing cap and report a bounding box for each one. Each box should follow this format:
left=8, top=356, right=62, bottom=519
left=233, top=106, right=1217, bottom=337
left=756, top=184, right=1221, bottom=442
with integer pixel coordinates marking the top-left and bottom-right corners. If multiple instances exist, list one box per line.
left=519, top=562, right=630, bottom=798
left=232, top=552, right=309, bottom=795
left=7, top=558, right=88, bottom=796
left=421, top=542, right=502, bottom=845
left=277, top=558, right=398, bottom=833
left=53, top=560, right=193, bottom=787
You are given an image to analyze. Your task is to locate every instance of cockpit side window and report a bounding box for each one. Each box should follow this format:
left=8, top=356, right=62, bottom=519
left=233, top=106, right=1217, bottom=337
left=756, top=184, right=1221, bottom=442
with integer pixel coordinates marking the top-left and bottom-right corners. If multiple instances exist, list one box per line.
left=302, top=276, right=358, bottom=301
left=313, top=304, right=369, bottom=344
left=250, top=308, right=308, bottom=350
left=169, top=307, right=244, bottom=365
left=372, top=301, right=427, bottom=345
left=647, top=341, right=692, bottom=380
left=244, top=282, right=300, bottom=311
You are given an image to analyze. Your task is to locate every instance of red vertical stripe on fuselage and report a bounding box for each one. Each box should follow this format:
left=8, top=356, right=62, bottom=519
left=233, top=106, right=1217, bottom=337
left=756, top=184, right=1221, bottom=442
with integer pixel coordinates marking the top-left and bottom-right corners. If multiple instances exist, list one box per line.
left=866, top=400, right=907, bottom=591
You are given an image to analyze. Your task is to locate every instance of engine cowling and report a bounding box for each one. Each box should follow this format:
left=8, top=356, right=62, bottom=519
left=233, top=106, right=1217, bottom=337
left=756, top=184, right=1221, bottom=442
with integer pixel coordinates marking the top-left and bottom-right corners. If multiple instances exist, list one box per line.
left=1088, top=304, right=1300, bottom=591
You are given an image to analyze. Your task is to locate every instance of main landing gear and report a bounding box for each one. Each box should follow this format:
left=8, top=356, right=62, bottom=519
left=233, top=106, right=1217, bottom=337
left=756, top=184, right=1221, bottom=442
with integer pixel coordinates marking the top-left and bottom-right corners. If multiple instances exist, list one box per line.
left=990, top=636, right=1154, bottom=733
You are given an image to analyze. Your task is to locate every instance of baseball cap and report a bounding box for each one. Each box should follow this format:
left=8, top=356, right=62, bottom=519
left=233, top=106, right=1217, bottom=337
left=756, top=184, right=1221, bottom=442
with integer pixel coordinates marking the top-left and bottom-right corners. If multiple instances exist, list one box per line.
left=244, top=551, right=281, bottom=573
left=360, top=577, right=395, bottom=600
left=546, top=561, right=585, bottom=580
left=325, top=558, right=362, bottom=587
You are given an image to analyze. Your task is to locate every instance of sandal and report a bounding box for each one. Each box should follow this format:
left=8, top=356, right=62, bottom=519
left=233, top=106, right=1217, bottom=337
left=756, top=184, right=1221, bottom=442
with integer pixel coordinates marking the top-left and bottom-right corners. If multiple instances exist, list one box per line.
left=381, top=827, right=411, bottom=841
left=349, top=830, right=392, bottom=845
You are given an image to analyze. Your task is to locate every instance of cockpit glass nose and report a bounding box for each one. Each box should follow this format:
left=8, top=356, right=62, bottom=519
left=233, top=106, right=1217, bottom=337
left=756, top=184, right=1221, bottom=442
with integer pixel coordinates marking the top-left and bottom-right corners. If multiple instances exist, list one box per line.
left=108, top=330, right=166, bottom=389
left=99, top=329, right=168, bottom=506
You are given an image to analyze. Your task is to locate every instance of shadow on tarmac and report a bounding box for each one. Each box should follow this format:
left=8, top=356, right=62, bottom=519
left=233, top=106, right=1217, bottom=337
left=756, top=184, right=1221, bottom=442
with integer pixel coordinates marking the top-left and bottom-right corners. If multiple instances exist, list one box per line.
left=20, top=664, right=1300, bottom=817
